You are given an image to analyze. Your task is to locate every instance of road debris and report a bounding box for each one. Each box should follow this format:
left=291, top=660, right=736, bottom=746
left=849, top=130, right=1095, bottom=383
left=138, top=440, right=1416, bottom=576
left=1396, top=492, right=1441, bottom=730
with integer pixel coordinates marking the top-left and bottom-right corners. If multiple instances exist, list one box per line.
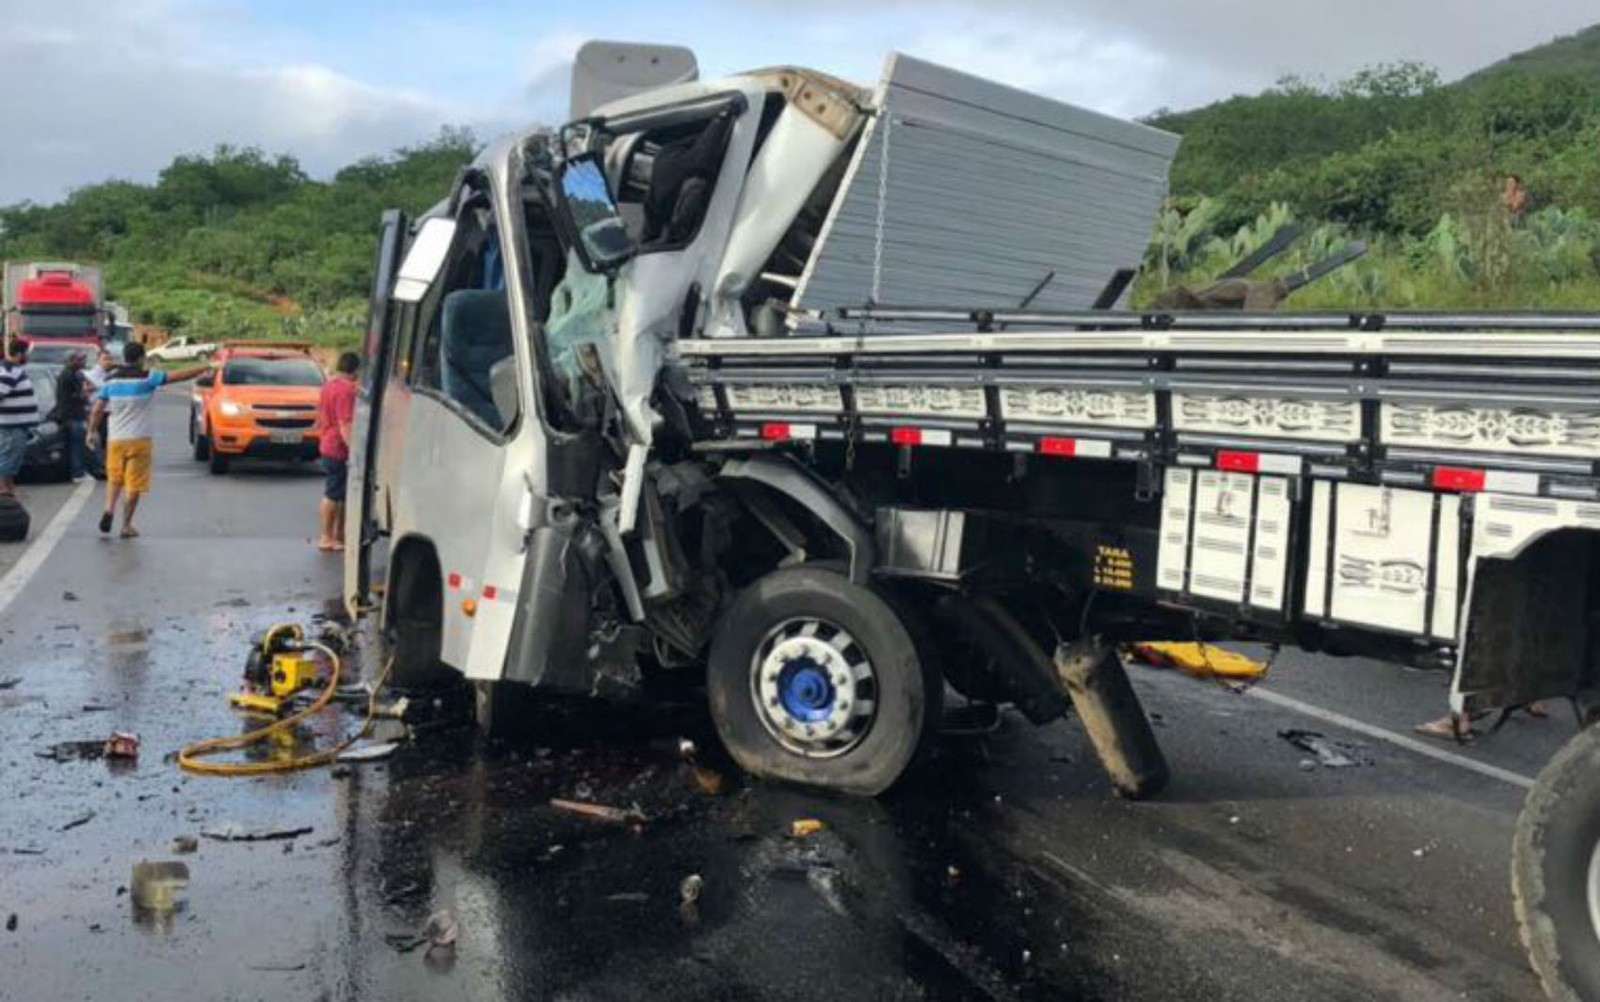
left=201, top=823, right=312, bottom=842
left=10, top=846, right=45, bottom=856
left=550, top=798, right=641, bottom=824
left=336, top=741, right=399, bottom=763
left=1279, top=729, right=1374, bottom=769
left=680, top=873, right=704, bottom=906
left=60, top=810, right=96, bottom=832
left=80, top=704, right=112, bottom=713
left=1128, top=641, right=1267, bottom=681
left=6, top=914, right=15, bottom=931
left=605, top=892, right=650, bottom=903
left=0, top=677, right=18, bottom=690
left=171, top=835, right=198, bottom=854
left=388, top=910, right=460, bottom=956
left=105, top=732, right=139, bottom=759
left=130, top=861, right=189, bottom=913
left=247, top=962, right=306, bottom=972
left=691, top=766, right=725, bottom=795
left=791, top=819, right=826, bottom=837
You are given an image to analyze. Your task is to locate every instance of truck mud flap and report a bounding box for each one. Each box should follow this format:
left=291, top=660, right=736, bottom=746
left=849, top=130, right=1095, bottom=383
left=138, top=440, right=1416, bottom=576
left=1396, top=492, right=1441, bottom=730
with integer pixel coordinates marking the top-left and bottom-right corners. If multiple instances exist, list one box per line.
left=502, top=523, right=604, bottom=693
left=1054, top=640, right=1169, bottom=799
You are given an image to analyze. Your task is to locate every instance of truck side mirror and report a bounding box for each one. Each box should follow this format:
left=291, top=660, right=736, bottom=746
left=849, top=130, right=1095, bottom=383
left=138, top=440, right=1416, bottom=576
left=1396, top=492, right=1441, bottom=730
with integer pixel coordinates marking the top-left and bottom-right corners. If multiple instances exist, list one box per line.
left=393, top=217, right=457, bottom=303
left=555, top=154, right=636, bottom=274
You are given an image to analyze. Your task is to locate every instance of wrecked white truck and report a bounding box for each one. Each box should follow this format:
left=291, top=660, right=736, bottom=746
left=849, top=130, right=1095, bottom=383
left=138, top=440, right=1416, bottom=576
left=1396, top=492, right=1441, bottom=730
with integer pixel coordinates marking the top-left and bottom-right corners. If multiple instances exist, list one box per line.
left=344, top=42, right=1600, bottom=1001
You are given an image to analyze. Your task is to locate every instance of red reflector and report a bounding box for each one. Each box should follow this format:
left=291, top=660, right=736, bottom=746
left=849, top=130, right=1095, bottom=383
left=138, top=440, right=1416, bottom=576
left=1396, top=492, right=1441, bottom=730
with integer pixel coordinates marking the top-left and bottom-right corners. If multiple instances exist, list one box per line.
left=482, top=584, right=498, bottom=600
left=1216, top=450, right=1260, bottom=473
left=1432, top=466, right=1486, bottom=492
left=447, top=572, right=462, bottom=589
left=890, top=427, right=922, bottom=446
left=760, top=422, right=790, bottom=441
left=1039, top=437, right=1076, bottom=456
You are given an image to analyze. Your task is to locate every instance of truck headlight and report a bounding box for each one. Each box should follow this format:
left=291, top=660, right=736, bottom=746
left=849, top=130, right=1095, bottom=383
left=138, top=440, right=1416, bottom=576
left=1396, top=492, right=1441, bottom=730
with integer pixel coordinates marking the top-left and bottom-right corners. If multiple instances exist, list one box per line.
left=219, top=401, right=245, bottom=418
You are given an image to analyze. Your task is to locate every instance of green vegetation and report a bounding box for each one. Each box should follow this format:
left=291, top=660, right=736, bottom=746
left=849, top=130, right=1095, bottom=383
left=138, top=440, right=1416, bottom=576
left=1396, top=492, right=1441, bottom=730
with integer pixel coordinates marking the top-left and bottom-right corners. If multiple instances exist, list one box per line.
left=5, top=25, right=1600, bottom=328
left=1141, top=26, right=1600, bottom=311
left=0, top=128, right=477, bottom=350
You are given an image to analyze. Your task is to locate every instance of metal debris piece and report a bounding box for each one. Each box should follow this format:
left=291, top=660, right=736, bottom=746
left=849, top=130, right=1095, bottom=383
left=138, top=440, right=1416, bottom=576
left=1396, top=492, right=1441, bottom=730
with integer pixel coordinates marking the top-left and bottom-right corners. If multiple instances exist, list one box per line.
left=790, top=819, right=825, bottom=838
left=170, top=836, right=198, bottom=855
left=550, top=798, right=638, bottom=824
left=1279, top=729, right=1373, bottom=769
left=201, top=823, right=312, bottom=842
left=104, top=732, right=139, bottom=759
left=130, top=861, right=189, bottom=913
left=424, top=909, right=459, bottom=950
left=37, top=740, right=106, bottom=762
left=336, top=741, right=399, bottom=763
left=60, top=810, right=96, bottom=832
left=679, top=874, right=704, bottom=906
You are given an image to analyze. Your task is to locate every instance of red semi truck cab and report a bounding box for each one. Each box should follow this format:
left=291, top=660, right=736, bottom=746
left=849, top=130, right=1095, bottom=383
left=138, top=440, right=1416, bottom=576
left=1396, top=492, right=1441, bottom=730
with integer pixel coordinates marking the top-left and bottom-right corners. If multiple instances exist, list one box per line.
left=3, top=263, right=106, bottom=354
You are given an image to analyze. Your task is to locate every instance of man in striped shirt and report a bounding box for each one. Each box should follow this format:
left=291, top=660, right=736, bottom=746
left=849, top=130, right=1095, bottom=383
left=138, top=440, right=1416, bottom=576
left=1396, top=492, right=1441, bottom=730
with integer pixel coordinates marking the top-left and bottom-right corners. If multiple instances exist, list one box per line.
left=0, top=340, right=40, bottom=498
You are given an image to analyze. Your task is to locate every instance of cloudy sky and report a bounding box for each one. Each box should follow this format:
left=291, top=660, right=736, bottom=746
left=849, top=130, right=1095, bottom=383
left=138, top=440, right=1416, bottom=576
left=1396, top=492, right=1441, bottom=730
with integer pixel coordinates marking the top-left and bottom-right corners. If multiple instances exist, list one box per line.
left=4, top=0, right=1596, bottom=205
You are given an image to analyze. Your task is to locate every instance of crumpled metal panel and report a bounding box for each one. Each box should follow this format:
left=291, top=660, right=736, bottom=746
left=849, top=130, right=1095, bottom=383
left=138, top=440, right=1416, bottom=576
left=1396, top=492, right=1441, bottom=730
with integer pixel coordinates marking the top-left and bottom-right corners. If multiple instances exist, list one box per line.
left=793, top=53, right=1179, bottom=318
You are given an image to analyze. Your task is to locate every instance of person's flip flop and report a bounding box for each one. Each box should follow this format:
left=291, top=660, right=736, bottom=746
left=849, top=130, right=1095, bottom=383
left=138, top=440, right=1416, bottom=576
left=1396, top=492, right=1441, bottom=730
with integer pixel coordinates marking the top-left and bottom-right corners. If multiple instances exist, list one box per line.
left=98, top=513, right=113, bottom=534
left=1414, top=718, right=1475, bottom=742
left=119, top=527, right=139, bottom=539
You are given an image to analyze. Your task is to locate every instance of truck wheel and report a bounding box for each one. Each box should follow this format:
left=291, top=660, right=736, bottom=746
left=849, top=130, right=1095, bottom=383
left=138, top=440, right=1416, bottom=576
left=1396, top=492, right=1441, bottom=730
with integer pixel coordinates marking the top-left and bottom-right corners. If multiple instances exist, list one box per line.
left=388, top=550, right=450, bottom=689
left=1514, top=721, right=1600, bottom=1002
left=208, top=450, right=229, bottom=474
left=706, top=565, right=941, bottom=796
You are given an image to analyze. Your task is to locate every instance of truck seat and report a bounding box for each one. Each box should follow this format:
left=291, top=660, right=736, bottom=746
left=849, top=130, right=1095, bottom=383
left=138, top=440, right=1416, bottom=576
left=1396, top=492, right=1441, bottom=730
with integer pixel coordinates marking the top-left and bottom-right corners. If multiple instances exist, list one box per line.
left=440, top=289, right=514, bottom=429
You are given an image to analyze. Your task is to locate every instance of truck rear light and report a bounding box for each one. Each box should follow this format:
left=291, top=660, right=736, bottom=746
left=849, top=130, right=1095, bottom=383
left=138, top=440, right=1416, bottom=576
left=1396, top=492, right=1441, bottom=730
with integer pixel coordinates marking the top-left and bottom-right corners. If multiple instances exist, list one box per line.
left=1431, top=466, right=1486, bottom=492
left=891, top=427, right=952, bottom=447
left=1039, top=437, right=1112, bottom=459
left=1216, top=450, right=1300, bottom=476
left=760, top=422, right=817, bottom=442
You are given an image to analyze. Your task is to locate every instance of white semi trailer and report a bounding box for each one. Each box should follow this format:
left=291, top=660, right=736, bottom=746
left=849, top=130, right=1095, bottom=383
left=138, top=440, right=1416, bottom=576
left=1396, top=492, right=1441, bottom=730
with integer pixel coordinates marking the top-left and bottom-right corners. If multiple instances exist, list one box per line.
left=345, top=42, right=1600, bottom=1001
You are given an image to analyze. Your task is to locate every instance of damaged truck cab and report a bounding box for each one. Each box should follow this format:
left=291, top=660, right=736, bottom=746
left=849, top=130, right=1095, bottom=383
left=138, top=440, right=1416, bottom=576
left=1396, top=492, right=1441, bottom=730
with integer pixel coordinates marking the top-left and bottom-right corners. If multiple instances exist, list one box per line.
left=347, top=41, right=1600, bottom=1002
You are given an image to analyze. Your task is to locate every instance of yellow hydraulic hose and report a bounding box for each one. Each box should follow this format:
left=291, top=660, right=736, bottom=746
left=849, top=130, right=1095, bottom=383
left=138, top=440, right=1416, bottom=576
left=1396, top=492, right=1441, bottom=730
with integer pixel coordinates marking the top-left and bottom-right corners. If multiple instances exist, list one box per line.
left=177, top=641, right=395, bottom=776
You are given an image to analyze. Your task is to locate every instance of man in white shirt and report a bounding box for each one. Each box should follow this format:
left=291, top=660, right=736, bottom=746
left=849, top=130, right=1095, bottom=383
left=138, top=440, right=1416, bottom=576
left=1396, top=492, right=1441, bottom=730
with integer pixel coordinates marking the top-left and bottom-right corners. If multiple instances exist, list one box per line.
left=0, top=340, right=40, bottom=499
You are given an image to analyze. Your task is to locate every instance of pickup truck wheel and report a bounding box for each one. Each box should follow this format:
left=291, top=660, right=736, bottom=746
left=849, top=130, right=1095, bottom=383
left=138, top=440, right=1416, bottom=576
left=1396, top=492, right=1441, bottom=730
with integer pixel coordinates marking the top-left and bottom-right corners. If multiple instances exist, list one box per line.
left=1514, top=721, right=1600, bottom=1002
left=208, top=449, right=229, bottom=474
left=707, top=565, right=940, bottom=796
left=190, top=414, right=210, bottom=461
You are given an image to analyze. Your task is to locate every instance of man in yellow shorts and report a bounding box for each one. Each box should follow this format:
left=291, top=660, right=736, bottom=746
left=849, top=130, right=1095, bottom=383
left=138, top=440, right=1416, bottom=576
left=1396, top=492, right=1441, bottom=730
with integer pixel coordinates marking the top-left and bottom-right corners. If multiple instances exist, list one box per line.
left=86, top=343, right=209, bottom=538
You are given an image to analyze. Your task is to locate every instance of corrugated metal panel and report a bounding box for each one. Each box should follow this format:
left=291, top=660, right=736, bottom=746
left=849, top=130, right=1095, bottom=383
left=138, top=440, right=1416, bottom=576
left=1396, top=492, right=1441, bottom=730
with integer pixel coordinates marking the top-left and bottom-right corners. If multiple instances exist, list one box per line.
left=793, top=53, right=1179, bottom=319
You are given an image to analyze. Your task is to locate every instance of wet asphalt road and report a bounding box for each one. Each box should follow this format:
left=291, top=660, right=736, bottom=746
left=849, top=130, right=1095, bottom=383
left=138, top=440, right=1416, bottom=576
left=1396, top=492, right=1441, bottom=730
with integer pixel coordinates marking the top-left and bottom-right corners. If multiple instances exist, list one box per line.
left=0, top=390, right=1572, bottom=1001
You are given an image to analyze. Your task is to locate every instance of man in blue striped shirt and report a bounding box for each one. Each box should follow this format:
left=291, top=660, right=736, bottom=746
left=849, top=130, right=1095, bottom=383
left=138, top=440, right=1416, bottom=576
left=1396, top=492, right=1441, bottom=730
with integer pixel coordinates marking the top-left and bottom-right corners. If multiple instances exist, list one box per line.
left=86, top=343, right=209, bottom=537
left=0, top=340, right=40, bottom=498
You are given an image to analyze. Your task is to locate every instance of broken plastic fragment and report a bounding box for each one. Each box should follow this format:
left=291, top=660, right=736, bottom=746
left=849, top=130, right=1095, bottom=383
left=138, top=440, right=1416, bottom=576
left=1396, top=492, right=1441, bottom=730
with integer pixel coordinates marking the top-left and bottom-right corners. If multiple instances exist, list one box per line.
left=790, top=819, right=825, bottom=837
left=130, top=861, right=189, bottom=913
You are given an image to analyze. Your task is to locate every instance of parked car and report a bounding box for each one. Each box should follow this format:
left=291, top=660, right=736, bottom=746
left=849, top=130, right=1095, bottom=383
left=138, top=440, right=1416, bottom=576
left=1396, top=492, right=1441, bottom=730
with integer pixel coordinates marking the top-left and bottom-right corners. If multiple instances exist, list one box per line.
left=20, top=363, right=103, bottom=481
left=20, top=340, right=96, bottom=366
left=190, top=343, right=322, bottom=474
left=147, top=335, right=217, bottom=363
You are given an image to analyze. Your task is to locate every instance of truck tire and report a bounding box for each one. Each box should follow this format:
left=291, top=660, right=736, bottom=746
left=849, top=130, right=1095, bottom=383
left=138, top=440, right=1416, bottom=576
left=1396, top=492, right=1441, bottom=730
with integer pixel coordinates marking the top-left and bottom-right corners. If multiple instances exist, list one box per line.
left=1514, top=721, right=1600, bottom=1002
left=388, top=550, right=450, bottom=689
left=706, top=565, right=941, bottom=796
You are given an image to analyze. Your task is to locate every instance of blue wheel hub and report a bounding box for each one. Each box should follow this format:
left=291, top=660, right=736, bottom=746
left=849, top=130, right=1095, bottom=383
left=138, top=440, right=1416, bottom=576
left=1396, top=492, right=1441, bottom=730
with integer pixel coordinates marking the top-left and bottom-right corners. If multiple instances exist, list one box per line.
left=777, top=658, right=836, bottom=723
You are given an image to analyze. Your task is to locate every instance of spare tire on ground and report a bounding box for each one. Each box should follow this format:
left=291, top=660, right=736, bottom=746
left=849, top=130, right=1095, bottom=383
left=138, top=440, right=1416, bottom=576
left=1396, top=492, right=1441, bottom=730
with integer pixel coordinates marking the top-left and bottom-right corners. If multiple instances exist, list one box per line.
left=0, top=496, right=29, bottom=542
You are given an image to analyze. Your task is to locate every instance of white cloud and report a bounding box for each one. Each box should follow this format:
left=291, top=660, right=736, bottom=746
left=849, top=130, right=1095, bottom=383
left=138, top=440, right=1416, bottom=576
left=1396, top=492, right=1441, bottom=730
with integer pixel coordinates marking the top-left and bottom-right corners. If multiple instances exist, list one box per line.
left=0, top=0, right=493, bottom=205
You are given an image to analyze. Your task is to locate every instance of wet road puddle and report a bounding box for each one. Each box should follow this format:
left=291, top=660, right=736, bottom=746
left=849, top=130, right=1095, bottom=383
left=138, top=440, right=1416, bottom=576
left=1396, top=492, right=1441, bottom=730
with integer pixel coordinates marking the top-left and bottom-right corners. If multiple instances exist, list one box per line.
left=1, top=597, right=1120, bottom=1001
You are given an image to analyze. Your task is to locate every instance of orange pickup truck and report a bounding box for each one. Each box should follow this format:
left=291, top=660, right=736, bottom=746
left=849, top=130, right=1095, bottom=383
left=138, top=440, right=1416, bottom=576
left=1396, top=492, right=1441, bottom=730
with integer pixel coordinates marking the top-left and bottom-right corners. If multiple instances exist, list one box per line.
left=189, top=342, right=325, bottom=474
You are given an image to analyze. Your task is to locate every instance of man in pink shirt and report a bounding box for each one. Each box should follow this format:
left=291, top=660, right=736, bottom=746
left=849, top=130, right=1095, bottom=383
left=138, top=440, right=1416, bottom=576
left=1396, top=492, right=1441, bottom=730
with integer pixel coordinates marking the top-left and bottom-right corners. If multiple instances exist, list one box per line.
left=315, top=352, right=360, bottom=552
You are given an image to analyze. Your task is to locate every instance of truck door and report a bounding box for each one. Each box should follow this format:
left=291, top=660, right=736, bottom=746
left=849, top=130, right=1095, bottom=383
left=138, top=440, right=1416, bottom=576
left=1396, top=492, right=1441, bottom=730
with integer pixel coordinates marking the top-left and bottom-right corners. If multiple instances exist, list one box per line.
left=343, top=208, right=407, bottom=614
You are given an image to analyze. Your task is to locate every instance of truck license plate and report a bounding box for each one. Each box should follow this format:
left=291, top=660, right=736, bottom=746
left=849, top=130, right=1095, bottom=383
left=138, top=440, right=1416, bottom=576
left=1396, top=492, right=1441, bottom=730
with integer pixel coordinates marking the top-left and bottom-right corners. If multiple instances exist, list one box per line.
left=268, top=431, right=303, bottom=445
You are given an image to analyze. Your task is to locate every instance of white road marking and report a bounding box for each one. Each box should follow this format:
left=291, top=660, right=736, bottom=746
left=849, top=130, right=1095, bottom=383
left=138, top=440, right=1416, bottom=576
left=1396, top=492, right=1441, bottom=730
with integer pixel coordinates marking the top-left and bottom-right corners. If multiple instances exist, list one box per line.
left=1244, top=686, right=1536, bottom=790
left=0, top=481, right=95, bottom=620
